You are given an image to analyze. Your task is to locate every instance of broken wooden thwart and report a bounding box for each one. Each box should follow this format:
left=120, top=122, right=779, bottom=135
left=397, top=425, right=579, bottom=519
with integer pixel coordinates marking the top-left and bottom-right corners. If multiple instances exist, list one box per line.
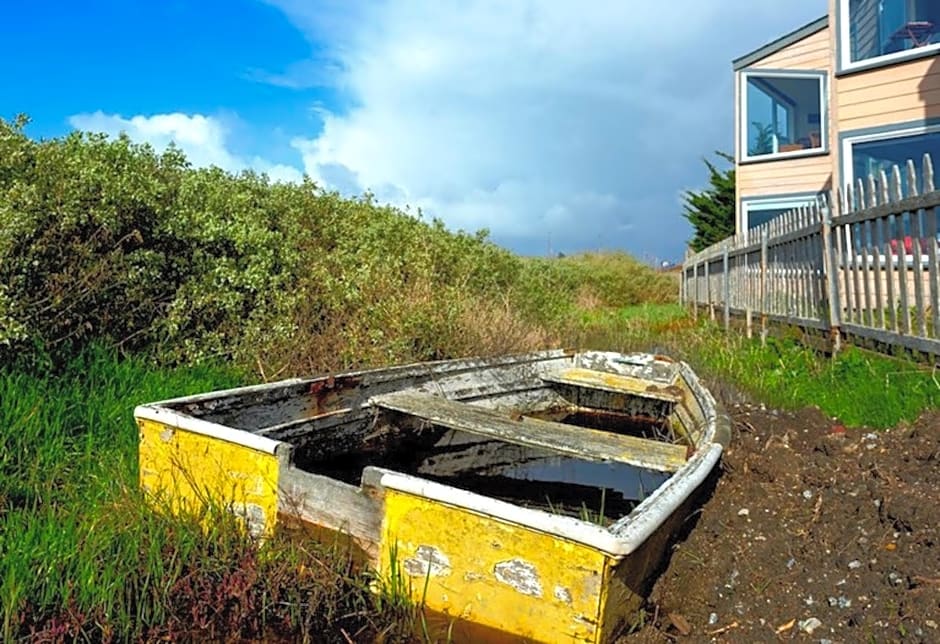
left=372, top=390, right=687, bottom=473
left=136, top=350, right=730, bottom=643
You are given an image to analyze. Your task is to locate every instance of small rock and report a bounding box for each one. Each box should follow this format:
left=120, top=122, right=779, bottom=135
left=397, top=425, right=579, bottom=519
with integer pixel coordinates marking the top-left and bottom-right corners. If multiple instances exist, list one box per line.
left=798, top=617, right=822, bottom=635
left=804, top=595, right=815, bottom=606
left=848, top=559, right=862, bottom=570
left=926, top=620, right=938, bottom=629
left=737, top=508, right=750, bottom=517
left=708, top=612, right=718, bottom=625
left=888, top=571, right=904, bottom=586
left=802, top=489, right=814, bottom=500
left=787, top=557, right=797, bottom=570
left=668, top=612, right=691, bottom=636
left=828, top=595, right=852, bottom=609
left=820, top=639, right=834, bottom=644
left=863, top=432, right=878, bottom=441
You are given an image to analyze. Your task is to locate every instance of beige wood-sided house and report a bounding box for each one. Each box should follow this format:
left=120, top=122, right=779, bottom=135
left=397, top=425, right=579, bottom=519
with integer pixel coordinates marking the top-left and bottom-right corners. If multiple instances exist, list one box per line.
left=734, top=0, right=940, bottom=236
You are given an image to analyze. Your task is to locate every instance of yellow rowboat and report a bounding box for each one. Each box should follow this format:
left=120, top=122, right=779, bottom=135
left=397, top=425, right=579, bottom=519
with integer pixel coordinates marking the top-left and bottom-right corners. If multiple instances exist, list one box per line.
left=135, top=350, right=730, bottom=643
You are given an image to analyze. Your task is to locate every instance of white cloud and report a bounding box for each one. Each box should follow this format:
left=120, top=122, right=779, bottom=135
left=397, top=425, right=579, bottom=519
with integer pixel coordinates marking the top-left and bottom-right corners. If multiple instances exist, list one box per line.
left=266, top=0, right=824, bottom=259
left=68, top=111, right=304, bottom=184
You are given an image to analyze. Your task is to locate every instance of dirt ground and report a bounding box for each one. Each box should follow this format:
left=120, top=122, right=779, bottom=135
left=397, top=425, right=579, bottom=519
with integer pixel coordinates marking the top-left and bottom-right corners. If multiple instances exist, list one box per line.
left=624, top=394, right=940, bottom=643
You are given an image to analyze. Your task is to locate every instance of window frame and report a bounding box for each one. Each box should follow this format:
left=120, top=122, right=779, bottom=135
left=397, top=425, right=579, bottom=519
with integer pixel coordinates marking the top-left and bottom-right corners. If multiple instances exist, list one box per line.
left=840, top=122, right=940, bottom=193
left=738, top=69, right=829, bottom=164
left=838, top=0, right=940, bottom=74
left=740, top=193, right=821, bottom=238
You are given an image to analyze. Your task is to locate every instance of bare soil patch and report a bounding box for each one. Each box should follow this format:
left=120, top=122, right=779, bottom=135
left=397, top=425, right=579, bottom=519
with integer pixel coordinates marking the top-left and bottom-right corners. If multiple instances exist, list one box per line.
left=624, top=401, right=940, bottom=643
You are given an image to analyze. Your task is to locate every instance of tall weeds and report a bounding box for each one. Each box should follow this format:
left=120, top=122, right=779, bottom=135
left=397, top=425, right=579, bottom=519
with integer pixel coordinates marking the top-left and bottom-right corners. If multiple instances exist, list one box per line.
left=0, top=349, right=406, bottom=641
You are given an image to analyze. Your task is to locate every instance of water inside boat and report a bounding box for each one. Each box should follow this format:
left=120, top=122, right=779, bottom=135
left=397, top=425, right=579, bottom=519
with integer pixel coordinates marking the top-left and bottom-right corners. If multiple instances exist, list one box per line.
left=292, top=405, right=676, bottom=525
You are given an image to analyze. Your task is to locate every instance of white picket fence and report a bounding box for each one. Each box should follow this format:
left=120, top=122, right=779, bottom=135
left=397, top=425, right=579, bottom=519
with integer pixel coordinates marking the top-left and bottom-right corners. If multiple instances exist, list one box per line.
left=681, top=154, right=940, bottom=356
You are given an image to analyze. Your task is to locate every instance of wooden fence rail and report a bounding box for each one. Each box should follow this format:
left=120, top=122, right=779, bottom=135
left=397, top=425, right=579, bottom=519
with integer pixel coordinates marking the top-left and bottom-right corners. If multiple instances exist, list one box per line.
left=681, top=154, right=940, bottom=357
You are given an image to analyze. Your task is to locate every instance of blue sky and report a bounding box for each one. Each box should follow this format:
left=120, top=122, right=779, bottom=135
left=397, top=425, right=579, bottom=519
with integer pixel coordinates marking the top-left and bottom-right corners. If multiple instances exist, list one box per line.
left=2, top=0, right=825, bottom=261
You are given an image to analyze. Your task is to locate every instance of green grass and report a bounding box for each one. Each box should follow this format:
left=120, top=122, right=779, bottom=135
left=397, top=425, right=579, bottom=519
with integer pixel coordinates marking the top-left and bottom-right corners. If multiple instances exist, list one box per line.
left=0, top=347, right=405, bottom=641
left=691, top=332, right=940, bottom=428
left=6, top=300, right=939, bottom=639
left=577, top=308, right=940, bottom=429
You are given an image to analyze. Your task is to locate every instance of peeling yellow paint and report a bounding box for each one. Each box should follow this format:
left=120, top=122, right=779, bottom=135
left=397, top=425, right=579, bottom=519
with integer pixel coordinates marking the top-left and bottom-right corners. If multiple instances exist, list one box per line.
left=379, top=489, right=614, bottom=643
left=138, top=418, right=280, bottom=537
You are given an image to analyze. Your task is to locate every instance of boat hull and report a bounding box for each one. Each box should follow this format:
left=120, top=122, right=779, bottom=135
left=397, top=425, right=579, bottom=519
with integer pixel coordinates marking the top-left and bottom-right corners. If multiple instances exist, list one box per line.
left=136, top=350, right=729, bottom=643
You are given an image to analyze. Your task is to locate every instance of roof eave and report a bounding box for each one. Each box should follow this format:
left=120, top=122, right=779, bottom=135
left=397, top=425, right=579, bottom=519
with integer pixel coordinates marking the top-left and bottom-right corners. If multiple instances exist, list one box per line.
left=733, top=16, right=829, bottom=71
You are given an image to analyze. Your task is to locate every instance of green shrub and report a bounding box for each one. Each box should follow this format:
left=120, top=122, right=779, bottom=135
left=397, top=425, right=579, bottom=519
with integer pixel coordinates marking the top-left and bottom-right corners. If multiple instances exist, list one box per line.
left=0, top=115, right=674, bottom=374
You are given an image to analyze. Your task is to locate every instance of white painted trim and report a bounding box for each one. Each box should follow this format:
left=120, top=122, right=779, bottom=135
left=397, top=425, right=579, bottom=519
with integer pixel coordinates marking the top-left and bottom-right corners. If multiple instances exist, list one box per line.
left=610, top=443, right=723, bottom=545
left=134, top=405, right=285, bottom=455
left=841, top=123, right=940, bottom=189
left=371, top=438, right=723, bottom=558
left=838, top=0, right=940, bottom=72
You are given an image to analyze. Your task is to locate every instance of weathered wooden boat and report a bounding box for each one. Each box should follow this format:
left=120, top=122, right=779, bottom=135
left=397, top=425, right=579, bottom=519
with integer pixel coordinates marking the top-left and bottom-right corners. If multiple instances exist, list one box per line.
left=136, top=350, right=730, bottom=643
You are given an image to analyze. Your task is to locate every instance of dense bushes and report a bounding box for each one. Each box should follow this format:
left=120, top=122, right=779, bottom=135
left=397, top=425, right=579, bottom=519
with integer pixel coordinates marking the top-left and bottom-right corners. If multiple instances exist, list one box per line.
left=0, top=115, right=675, bottom=374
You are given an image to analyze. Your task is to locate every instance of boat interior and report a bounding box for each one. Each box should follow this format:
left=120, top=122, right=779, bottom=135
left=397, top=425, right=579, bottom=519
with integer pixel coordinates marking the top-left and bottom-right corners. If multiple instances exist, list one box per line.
left=158, top=351, right=707, bottom=523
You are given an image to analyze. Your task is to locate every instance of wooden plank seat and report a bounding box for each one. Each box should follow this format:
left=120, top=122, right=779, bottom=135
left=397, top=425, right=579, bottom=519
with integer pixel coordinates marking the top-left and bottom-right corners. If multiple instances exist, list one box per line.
left=371, top=391, right=687, bottom=473
left=541, top=368, right=683, bottom=404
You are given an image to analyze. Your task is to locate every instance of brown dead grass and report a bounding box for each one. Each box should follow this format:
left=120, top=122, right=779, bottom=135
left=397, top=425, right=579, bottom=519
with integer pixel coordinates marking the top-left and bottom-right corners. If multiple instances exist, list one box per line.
left=252, top=276, right=558, bottom=380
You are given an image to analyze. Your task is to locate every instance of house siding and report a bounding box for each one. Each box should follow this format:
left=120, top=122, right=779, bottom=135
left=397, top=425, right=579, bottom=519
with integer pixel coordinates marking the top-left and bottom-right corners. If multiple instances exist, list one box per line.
left=835, top=56, right=940, bottom=132
left=828, top=0, right=940, bottom=190
left=733, top=3, right=940, bottom=237
left=749, top=27, right=831, bottom=71
left=737, top=156, right=833, bottom=195
left=735, top=26, right=834, bottom=232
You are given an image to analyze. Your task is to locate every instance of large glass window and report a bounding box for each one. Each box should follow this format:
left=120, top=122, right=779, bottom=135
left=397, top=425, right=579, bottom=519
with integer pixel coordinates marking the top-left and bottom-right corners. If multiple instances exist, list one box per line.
left=741, top=73, right=825, bottom=161
left=846, top=0, right=940, bottom=66
left=848, top=128, right=940, bottom=198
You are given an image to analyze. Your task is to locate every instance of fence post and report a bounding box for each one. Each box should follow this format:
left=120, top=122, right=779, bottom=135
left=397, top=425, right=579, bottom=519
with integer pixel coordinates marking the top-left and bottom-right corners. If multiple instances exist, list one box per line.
left=679, top=264, right=685, bottom=307
left=820, top=193, right=842, bottom=352
left=760, top=229, right=768, bottom=346
left=692, top=262, right=699, bottom=320
left=723, top=246, right=731, bottom=331
left=705, top=257, right=714, bottom=320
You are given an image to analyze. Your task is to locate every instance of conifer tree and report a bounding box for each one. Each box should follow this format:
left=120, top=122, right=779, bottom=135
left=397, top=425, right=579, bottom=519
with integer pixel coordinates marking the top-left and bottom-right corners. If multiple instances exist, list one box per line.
left=682, top=152, right=735, bottom=252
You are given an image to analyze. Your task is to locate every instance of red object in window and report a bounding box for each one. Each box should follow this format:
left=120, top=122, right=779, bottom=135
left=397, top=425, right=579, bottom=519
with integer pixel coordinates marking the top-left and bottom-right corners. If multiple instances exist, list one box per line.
left=889, top=236, right=914, bottom=255
left=889, top=236, right=932, bottom=255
